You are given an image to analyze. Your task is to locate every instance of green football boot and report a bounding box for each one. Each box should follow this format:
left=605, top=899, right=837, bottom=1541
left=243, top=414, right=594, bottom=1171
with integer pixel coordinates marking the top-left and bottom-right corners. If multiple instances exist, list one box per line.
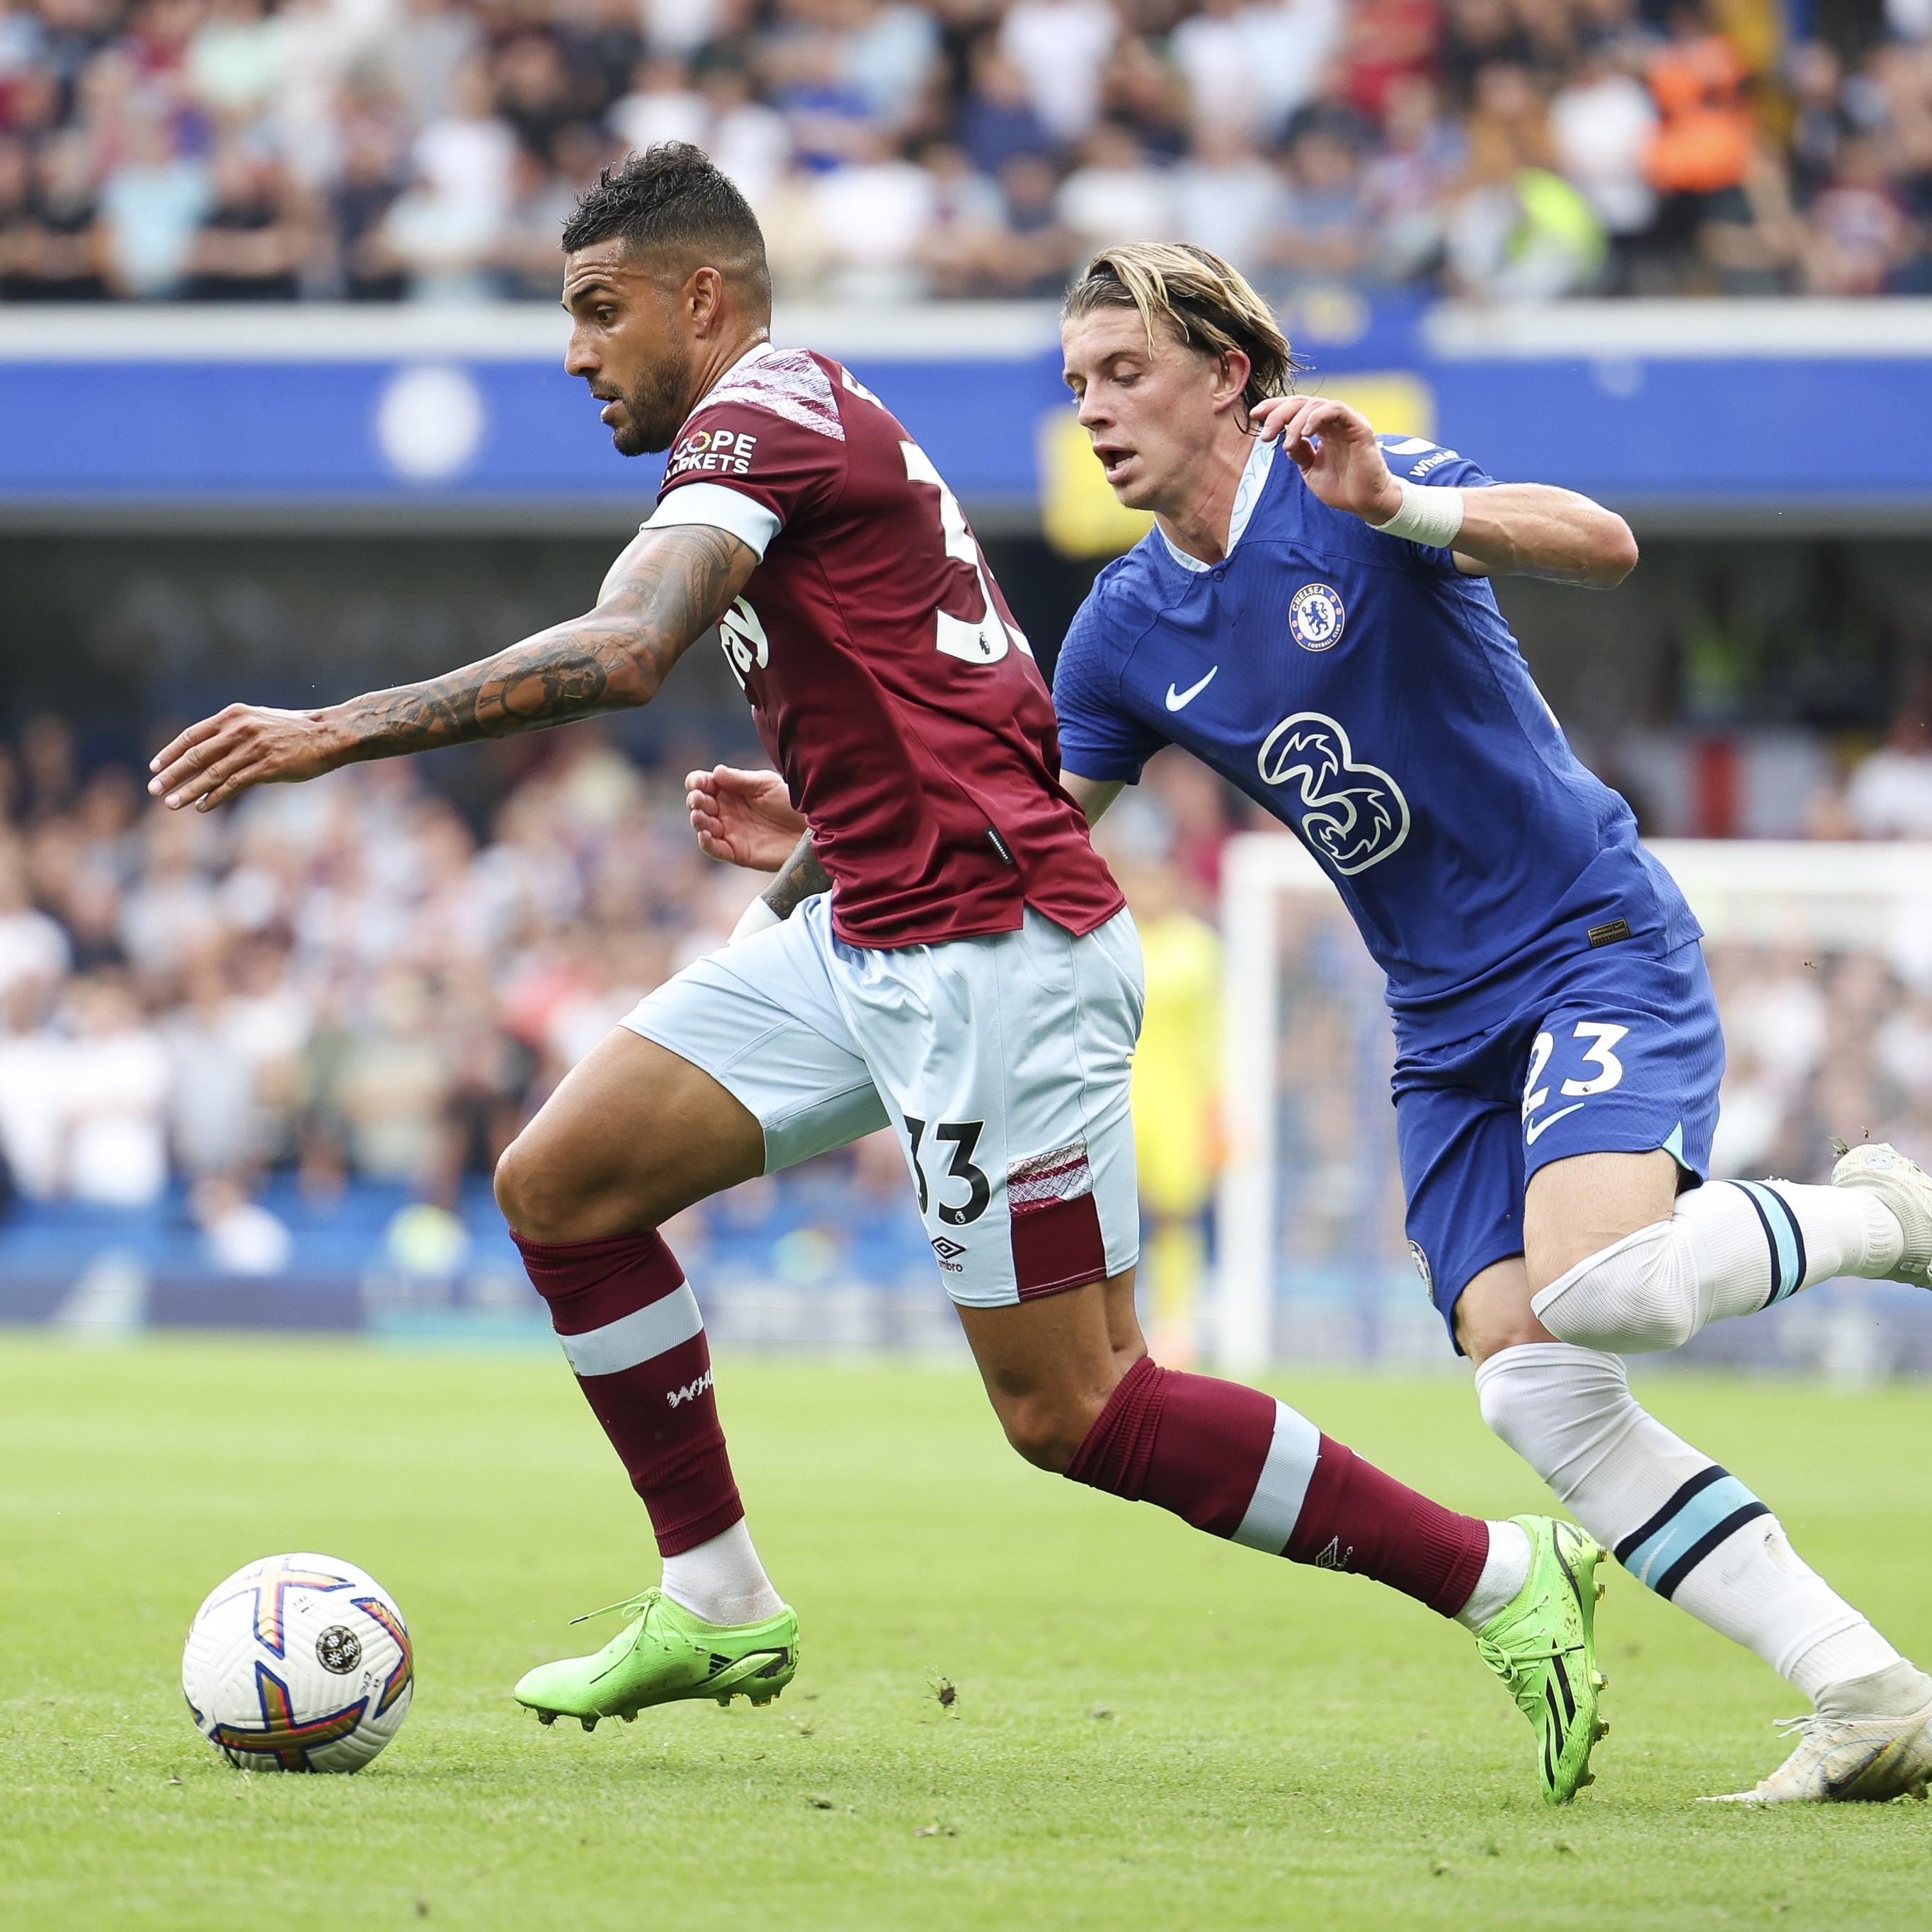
left=515, top=1589, right=798, bottom=1730
left=1473, top=1515, right=1609, bottom=1806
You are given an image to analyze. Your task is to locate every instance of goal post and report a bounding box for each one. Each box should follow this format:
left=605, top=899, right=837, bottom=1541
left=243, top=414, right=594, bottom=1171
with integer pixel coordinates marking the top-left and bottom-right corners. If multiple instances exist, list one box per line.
left=1213, top=836, right=1932, bottom=1371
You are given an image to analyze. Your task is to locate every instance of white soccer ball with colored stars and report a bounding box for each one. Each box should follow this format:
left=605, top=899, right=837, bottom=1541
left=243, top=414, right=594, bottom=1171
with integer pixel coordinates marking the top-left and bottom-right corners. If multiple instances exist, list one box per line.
left=181, top=1553, right=413, bottom=1773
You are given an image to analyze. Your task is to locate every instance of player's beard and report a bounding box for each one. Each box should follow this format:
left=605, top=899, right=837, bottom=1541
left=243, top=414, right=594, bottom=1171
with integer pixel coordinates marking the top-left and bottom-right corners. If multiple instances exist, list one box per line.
left=607, top=340, right=698, bottom=457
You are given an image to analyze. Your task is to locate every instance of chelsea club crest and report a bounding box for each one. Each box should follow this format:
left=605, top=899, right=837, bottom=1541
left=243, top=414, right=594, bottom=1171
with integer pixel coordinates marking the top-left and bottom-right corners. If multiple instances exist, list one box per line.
left=1288, top=582, right=1345, bottom=651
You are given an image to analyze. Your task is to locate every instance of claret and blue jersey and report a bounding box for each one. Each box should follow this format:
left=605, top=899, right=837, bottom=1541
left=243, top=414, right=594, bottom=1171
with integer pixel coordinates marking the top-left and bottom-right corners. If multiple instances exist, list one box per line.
left=1052, top=431, right=1725, bottom=1339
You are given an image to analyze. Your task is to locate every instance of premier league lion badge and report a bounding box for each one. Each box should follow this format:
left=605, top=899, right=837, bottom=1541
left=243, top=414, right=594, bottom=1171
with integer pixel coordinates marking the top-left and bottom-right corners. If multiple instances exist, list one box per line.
left=1288, top=582, right=1345, bottom=651
left=1409, top=1241, right=1434, bottom=1300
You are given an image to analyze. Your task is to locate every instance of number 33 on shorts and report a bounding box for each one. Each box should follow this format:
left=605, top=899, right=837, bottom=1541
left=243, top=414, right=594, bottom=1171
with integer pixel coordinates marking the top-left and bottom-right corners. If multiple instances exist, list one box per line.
left=1521, top=1020, right=1628, bottom=1145
left=904, top=1116, right=992, bottom=1228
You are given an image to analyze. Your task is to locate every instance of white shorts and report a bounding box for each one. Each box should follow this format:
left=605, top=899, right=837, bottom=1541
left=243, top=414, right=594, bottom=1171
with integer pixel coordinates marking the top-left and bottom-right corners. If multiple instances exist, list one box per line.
left=622, top=895, right=1145, bottom=1309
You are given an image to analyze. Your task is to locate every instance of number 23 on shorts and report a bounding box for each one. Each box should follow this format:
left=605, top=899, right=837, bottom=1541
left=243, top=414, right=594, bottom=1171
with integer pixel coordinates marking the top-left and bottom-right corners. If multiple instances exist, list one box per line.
left=1522, top=1020, right=1628, bottom=1144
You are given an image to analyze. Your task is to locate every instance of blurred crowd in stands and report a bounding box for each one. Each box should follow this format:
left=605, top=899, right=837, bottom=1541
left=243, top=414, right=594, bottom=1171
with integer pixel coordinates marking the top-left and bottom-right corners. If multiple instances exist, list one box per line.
left=2, top=701, right=1931, bottom=1239
left=3, top=0, right=1931, bottom=308
left=0, top=716, right=1206, bottom=1261
left=0, top=719, right=743, bottom=1233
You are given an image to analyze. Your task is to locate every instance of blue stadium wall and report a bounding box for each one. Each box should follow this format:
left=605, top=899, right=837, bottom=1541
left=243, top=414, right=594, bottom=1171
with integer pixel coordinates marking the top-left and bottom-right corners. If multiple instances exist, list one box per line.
left=4, top=297, right=1930, bottom=530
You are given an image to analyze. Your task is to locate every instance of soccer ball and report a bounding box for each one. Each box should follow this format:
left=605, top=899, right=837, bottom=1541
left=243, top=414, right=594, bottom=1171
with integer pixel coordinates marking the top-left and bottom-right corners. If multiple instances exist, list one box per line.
left=182, top=1553, right=413, bottom=1773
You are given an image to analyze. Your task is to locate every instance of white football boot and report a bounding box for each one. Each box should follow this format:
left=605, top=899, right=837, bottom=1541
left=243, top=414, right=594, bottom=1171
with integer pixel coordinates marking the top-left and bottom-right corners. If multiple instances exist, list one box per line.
left=1706, top=1697, right=1932, bottom=1805
left=1830, top=1140, right=1932, bottom=1286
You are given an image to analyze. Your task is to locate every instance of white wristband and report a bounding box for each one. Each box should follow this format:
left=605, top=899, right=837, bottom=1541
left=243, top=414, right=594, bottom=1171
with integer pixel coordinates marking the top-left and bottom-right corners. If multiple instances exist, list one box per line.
left=728, top=894, right=781, bottom=943
left=1372, top=476, right=1465, bottom=549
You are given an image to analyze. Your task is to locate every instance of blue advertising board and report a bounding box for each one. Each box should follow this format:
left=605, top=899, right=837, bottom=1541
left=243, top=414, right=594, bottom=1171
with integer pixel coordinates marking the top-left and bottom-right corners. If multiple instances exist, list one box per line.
left=2, top=298, right=1928, bottom=526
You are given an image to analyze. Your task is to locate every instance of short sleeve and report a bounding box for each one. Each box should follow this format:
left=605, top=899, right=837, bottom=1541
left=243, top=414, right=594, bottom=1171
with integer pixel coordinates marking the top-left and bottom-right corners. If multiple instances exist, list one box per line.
left=1052, top=588, right=1169, bottom=785
left=648, top=481, right=781, bottom=559
left=1375, top=434, right=1497, bottom=571
left=652, top=348, right=849, bottom=556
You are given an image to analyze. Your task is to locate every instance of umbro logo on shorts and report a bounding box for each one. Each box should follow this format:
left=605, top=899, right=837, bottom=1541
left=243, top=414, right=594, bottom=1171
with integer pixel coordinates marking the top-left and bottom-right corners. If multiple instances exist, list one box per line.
left=930, top=1236, right=966, bottom=1271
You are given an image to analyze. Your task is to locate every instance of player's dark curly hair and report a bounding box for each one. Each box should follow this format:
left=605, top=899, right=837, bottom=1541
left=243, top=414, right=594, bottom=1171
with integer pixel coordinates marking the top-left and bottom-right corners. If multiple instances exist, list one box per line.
left=1063, top=242, right=1300, bottom=413
left=562, top=143, right=770, bottom=311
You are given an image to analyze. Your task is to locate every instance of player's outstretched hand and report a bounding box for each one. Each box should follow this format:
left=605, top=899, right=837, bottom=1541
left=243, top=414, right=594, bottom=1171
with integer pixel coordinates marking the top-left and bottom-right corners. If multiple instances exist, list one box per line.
left=1251, top=395, right=1402, bottom=528
left=685, top=764, right=806, bottom=872
left=149, top=705, right=348, bottom=812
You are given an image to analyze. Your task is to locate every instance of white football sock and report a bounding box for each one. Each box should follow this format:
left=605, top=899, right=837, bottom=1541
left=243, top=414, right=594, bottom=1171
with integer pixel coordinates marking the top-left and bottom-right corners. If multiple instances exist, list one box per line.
left=1475, top=1343, right=1905, bottom=1703
left=1532, top=1180, right=1904, bottom=1355
left=659, top=1518, right=784, bottom=1626
left=1453, top=1519, right=1533, bottom=1629
left=1815, top=1659, right=1932, bottom=1722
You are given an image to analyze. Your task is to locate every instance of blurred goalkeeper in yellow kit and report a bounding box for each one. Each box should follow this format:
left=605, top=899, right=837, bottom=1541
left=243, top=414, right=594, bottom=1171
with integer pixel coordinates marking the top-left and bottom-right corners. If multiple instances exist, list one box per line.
left=1117, top=859, right=1221, bottom=1367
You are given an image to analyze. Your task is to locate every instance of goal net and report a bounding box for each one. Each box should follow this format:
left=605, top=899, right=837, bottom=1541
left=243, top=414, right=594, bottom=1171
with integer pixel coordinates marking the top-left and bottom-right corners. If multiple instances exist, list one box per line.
left=1213, top=837, right=1932, bottom=1375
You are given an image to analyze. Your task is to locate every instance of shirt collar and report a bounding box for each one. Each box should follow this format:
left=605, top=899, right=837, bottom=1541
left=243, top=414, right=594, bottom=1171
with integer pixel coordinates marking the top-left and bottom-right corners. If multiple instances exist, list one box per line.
left=673, top=340, right=783, bottom=445
left=688, top=339, right=779, bottom=412
left=1157, top=434, right=1277, bottom=574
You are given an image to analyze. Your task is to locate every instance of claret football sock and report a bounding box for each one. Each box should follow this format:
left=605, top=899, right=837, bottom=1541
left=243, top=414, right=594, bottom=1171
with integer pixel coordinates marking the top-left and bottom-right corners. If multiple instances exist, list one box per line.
left=1065, top=1356, right=1492, bottom=1616
left=513, top=1229, right=755, bottom=1562
left=1532, top=1181, right=1902, bottom=1356
left=1477, top=1342, right=1906, bottom=1703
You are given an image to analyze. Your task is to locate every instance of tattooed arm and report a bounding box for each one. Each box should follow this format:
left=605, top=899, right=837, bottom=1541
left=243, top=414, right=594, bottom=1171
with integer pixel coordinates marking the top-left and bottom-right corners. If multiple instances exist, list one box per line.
left=148, top=525, right=756, bottom=812
left=760, top=834, right=833, bottom=920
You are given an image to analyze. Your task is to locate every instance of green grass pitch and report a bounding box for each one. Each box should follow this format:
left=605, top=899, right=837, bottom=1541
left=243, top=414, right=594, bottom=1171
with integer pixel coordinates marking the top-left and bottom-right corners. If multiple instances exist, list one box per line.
left=2, top=1334, right=1928, bottom=1929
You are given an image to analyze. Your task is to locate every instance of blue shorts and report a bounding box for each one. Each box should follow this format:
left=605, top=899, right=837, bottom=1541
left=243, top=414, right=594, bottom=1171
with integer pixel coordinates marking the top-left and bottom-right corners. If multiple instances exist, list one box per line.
left=1393, top=939, right=1725, bottom=1350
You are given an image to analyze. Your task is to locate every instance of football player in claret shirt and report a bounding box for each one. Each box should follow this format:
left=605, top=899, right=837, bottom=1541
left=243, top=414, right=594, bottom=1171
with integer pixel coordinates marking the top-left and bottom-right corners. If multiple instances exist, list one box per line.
left=152, top=147, right=1611, bottom=1804
left=1033, top=241, right=1932, bottom=1802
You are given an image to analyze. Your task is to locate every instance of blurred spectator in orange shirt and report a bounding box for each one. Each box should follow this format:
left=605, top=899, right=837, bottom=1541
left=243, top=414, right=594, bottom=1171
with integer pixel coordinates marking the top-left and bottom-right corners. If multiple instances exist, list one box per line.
left=1645, top=2, right=1752, bottom=202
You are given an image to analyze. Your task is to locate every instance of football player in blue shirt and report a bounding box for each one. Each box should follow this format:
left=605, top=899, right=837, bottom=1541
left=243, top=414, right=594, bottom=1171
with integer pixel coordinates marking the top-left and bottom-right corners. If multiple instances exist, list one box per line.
left=1051, top=242, right=1932, bottom=1802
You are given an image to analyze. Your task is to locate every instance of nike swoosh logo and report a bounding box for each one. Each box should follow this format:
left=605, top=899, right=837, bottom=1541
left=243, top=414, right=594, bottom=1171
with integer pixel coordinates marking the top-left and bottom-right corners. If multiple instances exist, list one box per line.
left=1165, top=666, right=1219, bottom=711
left=1524, top=1102, right=1586, bottom=1145
left=1822, top=1742, right=1893, bottom=1799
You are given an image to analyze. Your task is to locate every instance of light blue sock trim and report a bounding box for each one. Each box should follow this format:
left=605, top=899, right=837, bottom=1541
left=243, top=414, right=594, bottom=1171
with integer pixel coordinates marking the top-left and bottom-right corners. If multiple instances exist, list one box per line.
left=1621, top=1474, right=1763, bottom=1591
left=1734, top=1179, right=1802, bottom=1301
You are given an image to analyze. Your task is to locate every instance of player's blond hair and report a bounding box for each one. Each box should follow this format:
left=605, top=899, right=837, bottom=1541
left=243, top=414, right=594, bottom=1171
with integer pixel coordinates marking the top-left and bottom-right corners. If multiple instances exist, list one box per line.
left=1061, top=243, right=1296, bottom=412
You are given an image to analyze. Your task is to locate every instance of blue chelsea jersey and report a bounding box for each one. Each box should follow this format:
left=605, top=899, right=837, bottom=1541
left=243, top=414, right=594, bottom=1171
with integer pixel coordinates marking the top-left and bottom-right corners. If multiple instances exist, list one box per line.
left=1052, top=434, right=1700, bottom=1045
